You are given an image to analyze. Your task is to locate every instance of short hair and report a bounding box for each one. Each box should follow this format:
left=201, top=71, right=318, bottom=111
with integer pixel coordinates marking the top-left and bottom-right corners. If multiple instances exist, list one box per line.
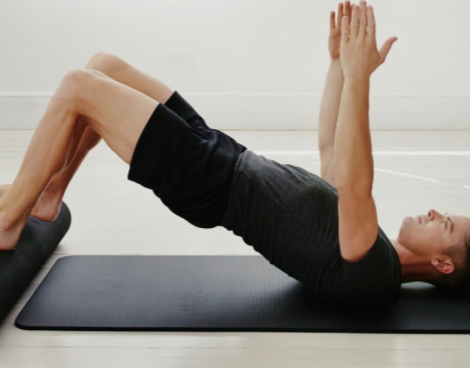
left=433, top=233, right=470, bottom=292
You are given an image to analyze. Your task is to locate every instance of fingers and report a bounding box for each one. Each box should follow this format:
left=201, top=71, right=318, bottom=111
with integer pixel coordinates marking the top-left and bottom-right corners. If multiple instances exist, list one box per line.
left=379, top=37, right=398, bottom=64
left=366, top=5, right=376, bottom=40
left=341, top=13, right=350, bottom=44
left=350, top=4, right=359, bottom=39
left=331, top=2, right=352, bottom=31
left=337, top=2, right=344, bottom=27
left=331, top=2, right=345, bottom=31
left=358, top=1, right=367, bottom=39
left=344, top=1, right=351, bottom=20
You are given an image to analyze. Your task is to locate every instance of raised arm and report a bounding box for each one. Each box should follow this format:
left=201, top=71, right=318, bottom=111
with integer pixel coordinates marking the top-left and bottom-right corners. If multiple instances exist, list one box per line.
left=318, top=2, right=351, bottom=187
left=335, top=1, right=397, bottom=262
left=318, top=60, right=343, bottom=187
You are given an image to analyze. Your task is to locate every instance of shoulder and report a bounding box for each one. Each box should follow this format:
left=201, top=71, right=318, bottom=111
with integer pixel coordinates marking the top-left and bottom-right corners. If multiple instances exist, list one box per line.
left=337, top=232, right=402, bottom=307
left=337, top=192, right=379, bottom=263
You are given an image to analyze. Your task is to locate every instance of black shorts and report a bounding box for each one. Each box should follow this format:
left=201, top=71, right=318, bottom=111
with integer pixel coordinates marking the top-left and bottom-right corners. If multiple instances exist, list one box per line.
left=127, top=91, right=247, bottom=229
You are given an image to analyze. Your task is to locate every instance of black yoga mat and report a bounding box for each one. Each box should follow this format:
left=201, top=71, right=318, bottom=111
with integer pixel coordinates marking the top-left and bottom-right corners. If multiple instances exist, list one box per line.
left=15, top=255, right=470, bottom=333
left=0, top=202, right=71, bottom=324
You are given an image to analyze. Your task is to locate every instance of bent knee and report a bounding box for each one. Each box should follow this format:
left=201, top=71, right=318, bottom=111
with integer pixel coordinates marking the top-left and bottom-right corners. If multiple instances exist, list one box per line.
left=61, top=69, right=95, bottom=91
left=88, top=52, right=109, bottom=66
left=87, top=52, right=127, bottom=75
left=56, top=69, right=98, bottom=108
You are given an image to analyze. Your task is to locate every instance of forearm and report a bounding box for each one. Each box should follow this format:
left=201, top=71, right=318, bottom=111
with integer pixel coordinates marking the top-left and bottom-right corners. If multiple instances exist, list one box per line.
left=334, top=78, right=374, bottom=196
left=318, top=59, right=344, bottom=151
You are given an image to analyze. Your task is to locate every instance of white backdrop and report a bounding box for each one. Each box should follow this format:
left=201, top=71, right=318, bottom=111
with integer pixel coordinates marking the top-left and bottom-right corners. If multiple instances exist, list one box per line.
left=0, top=0, right=469, bottom=130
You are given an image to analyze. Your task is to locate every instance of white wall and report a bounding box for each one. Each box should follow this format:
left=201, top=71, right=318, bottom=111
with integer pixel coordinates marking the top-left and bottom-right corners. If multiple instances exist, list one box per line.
left=1, top=0, right=469, bottom=130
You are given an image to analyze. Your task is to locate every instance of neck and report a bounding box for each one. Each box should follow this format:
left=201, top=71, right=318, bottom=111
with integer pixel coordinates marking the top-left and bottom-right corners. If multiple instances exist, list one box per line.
left=389, top=238, right=438, bottom=284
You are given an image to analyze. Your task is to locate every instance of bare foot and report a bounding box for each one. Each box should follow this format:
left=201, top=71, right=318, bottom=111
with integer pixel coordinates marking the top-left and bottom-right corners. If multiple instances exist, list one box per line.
left=0, top=220, right=24, bottom=251
left=0, top=187, right=25, bottom=250
left=0, top=182, right=62, bottom=249
left=31, top=185, right=63, bottom=222
left=1, top=183, right=62, bottom=223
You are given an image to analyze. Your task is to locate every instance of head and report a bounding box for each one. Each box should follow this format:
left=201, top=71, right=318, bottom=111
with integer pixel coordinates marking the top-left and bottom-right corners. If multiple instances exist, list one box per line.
left=397, top=209, right=470, bottom=291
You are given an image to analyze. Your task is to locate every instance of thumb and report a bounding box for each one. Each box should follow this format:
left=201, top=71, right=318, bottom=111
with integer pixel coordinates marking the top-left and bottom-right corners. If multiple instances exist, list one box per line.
left=379, top=37, right=398, bottom=64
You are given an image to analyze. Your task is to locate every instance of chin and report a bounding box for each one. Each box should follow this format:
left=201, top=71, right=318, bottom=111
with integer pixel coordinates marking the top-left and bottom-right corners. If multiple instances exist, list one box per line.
left=397, top=216, right=414, bottom=241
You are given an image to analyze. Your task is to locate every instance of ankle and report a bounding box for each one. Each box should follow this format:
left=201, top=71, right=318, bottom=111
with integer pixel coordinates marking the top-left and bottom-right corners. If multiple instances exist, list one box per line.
left=44, top=175, right=66, bottom=195
left=0, top=208, right=18, bottom=231
left=0, top=196, right=29, bottom=231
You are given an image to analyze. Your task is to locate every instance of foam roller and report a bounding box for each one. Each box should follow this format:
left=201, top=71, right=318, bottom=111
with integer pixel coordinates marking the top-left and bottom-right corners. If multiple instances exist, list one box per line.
left=0, top=202, right=71, bottom=323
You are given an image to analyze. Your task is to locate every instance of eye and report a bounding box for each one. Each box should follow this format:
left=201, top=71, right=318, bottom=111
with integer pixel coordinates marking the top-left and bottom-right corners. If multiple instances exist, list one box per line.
left=445, top=221, right=448, bottom=229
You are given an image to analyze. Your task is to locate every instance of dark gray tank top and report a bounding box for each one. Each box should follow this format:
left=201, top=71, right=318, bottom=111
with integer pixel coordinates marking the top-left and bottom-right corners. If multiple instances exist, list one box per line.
left=220, top=150, right=402, bottom=308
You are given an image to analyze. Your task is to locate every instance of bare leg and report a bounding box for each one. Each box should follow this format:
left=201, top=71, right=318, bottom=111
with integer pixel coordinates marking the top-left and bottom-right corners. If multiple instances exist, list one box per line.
left=0, top=72, right=88, bottom=249
left=0, top=69, right=160, bottom=250
left=28, top=122, right=99, bottom=222
left=0, top=122, right=98, bottom=222
left=3, top=53, right=176, bottom=222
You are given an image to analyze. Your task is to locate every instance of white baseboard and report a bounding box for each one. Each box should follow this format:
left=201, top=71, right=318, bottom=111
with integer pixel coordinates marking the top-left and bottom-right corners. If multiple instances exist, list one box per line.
left=1, top=92, right=470, bottom=130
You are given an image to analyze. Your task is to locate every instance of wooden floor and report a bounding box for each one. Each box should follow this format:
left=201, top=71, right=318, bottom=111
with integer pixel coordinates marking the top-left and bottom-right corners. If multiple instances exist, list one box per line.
left=1, top=130, right=470, bottom=367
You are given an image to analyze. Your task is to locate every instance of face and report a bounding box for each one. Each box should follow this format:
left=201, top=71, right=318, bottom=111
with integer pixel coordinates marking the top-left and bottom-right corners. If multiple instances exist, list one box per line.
left=397, top=209, right=470, bottom=269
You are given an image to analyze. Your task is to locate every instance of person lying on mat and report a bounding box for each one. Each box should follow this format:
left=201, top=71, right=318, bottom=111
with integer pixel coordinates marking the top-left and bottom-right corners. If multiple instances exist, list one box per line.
left=0, top=1, right=469, bottom=308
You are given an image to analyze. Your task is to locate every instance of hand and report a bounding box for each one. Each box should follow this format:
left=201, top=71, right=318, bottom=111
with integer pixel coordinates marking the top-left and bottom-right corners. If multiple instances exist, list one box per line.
left=340, top=1, right=398, bottom=79
left=329, top=2, right=352, bottom=60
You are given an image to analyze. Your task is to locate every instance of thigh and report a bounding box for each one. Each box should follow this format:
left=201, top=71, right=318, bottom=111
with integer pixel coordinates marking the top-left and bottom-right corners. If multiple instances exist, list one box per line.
left=162, top=91, right=209, bottom=130
left=70, top=69, right=159, bottom=165
left=125, top=90, right=247, bottom=228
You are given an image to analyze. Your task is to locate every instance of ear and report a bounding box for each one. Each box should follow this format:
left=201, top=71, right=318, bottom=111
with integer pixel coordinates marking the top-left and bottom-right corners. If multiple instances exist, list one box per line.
left=431, top=258, right=455, bottom=275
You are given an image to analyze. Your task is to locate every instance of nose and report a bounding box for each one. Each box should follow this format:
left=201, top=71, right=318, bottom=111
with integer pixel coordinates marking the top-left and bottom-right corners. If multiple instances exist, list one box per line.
left=428, top=209, right=447, bottom=220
